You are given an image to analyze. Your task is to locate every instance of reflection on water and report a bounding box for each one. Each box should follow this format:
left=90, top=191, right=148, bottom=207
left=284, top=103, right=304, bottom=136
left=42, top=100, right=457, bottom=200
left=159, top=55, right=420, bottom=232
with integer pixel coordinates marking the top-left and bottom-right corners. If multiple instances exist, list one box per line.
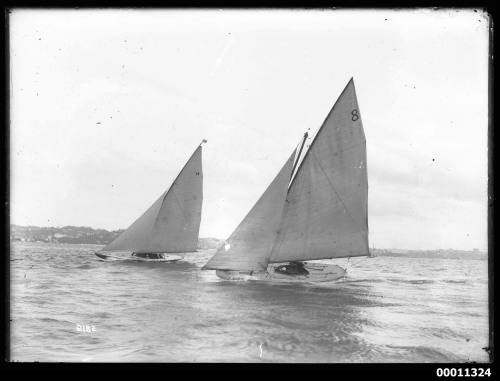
left=10, top=243, right=489, bottom=362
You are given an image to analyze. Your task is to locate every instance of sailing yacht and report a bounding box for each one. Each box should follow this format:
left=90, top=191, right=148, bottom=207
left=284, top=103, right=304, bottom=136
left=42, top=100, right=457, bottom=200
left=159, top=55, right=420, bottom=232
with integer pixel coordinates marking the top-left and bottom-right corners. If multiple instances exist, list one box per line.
left=203, top=78, right=371, bottom=282
left=95, top=140, right=206, bottom=262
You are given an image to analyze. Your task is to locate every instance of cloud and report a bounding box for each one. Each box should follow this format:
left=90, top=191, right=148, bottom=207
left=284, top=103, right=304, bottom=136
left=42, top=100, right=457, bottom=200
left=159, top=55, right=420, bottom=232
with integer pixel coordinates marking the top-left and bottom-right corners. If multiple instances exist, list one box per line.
left=9, top=9, right=489, bottom=251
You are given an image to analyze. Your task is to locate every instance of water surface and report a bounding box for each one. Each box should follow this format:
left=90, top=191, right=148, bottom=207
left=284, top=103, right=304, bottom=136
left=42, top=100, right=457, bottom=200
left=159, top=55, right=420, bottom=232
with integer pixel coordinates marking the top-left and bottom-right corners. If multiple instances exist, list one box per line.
left=10, top=242, right=489, bottom=362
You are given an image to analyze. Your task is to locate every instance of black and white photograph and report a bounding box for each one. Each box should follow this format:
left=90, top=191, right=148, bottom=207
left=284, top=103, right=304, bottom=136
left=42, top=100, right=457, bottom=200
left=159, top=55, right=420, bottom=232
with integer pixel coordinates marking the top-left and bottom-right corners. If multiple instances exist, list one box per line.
left=8, top=8, right=491, bottom=363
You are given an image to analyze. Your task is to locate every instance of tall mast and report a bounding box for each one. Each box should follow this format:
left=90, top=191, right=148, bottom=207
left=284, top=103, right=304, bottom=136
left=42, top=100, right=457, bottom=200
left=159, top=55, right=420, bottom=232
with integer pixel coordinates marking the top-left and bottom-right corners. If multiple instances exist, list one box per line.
left=290, top=132, right=308, bottom=181
left=269, top=78, right=369, bottom=263
left=102, top=141, right=204, bottom=253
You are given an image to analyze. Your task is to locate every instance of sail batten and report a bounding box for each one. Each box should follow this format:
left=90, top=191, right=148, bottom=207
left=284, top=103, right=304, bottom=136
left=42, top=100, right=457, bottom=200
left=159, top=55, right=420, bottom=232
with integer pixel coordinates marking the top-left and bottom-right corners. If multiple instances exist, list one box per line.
left=103, top=145, right=203, bottom=254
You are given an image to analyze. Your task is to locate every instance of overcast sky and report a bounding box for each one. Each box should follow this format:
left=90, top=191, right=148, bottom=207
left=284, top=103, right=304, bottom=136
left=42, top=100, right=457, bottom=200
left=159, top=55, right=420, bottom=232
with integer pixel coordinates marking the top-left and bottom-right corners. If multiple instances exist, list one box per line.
left=10, top=9, right=489, bottom=250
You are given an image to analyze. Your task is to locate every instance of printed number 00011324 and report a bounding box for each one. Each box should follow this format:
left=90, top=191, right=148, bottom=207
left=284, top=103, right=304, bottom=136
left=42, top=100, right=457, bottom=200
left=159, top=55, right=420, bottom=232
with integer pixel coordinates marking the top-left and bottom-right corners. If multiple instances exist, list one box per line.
left=436, top=368, right=491, bottom=377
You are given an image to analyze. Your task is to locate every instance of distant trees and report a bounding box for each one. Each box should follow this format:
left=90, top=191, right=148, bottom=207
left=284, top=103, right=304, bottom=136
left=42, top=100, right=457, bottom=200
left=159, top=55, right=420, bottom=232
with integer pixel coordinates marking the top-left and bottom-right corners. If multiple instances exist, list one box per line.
left=10, top=225, right=124, bottom=244
left=10, top=224, right=224, bottom=249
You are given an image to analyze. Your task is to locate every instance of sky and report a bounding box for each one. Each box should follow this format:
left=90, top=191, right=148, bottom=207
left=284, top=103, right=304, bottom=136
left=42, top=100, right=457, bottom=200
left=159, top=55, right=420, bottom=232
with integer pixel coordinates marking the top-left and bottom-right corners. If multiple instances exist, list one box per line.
left=9, top=9, right=490, bottom=250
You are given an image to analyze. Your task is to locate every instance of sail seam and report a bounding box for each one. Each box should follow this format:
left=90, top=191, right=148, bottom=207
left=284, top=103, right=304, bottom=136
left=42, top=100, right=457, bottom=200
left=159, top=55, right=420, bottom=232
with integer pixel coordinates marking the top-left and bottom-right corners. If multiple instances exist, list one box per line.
left=270, top=145, right=368, bottom=262
left=331, top=140, right=366, bottom=157
left=311, top=149, right=368, bottom=241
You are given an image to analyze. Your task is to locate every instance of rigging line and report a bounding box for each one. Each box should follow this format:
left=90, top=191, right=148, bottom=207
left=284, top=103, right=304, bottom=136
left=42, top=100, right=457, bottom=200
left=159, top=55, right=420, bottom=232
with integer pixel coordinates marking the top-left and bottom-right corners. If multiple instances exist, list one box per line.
left=310, top=149, right=367, bottom=241
left=290, top=140, right=366, bottom=193
left=153, top=147, right=201, bottom=229
left=153, top=182, right=186, bottom=233
left=268, top=153, right=304, bottom=261
left=290, top=132, right=309, bottom=183
left=269, top=168, right=310, bottom=262
left=272, top=143, right=366, bottom=260
left=249, top=151, right=297, bottom=265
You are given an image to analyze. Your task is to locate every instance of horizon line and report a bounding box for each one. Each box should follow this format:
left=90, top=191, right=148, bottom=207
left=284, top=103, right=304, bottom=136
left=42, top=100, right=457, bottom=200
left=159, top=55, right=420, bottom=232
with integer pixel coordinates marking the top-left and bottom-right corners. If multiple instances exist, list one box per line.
left=9, top=223, right=488, bottom=252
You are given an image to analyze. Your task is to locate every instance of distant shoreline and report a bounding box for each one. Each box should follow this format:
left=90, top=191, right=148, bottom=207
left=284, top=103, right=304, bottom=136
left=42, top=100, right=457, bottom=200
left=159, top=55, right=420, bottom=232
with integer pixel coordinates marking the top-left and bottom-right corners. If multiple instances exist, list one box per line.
left=9, top=224, right=224, bottom=250
left=10, top=224, right=486, bottom=260
left=10, top=241, right=487, bottom=260
left=373, top=251, right=487, bottom=261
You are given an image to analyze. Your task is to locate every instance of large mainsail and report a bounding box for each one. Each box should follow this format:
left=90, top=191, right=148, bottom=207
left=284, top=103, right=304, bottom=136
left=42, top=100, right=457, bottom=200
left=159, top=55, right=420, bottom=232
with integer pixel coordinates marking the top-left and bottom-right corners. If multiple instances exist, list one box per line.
left=203, top=151, right=296, bottom=271
left=269, top=78, right=369, bottom=263
left=103, top=145, right=203, bottom=253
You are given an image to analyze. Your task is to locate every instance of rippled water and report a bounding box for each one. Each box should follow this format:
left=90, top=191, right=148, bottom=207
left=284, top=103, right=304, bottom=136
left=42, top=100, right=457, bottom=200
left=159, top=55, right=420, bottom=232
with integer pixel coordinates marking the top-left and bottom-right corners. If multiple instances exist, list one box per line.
left=10, top=242, right=490, bottom=362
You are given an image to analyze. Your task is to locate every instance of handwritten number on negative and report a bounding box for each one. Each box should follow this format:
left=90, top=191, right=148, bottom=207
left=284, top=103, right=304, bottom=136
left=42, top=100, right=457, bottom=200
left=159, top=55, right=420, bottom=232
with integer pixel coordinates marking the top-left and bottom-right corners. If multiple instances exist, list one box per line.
left=351, top=109, right=359, bottom=121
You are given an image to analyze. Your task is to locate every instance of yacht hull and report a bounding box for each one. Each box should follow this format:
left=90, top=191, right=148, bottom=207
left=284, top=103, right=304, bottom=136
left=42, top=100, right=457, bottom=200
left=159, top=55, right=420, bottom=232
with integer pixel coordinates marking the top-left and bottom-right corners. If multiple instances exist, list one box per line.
left=215, top=263, right=346, bottom=283
left=94, top=252, right=183, bottom=262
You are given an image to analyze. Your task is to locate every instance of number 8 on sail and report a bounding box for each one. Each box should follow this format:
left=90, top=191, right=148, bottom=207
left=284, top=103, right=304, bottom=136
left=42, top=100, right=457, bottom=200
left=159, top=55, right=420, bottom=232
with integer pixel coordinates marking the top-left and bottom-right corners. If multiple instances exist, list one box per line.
left=203, top=78, right=371, bottom=282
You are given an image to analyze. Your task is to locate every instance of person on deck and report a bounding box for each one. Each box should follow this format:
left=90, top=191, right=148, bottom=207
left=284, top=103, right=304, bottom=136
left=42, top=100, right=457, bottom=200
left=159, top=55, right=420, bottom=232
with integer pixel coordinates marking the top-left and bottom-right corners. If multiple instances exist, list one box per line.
left=274, top=261, right=309, bottom=275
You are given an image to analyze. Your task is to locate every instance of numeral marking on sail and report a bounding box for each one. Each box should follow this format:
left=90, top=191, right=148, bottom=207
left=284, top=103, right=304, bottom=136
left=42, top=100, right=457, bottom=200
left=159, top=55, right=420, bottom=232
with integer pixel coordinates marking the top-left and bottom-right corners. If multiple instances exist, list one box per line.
left=195, top=172, right=200, bottom=176
left=351, top=109, right=359, bottom=121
